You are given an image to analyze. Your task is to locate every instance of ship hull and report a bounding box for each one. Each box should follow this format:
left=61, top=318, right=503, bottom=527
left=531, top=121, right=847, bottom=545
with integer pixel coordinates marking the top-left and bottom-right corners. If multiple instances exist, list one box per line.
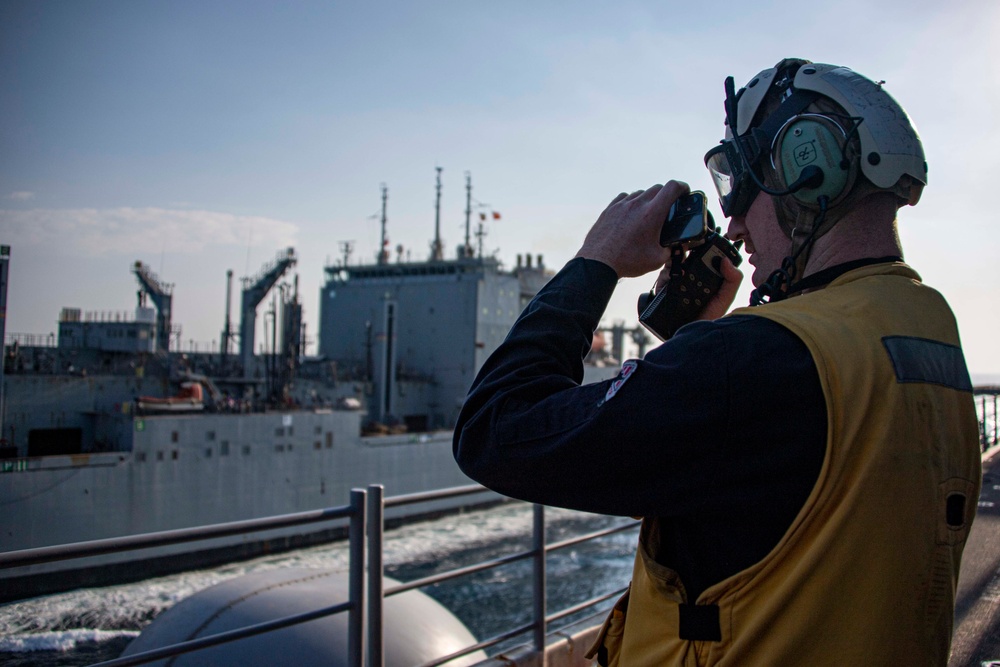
left=1, top=409, right=494, bottom=602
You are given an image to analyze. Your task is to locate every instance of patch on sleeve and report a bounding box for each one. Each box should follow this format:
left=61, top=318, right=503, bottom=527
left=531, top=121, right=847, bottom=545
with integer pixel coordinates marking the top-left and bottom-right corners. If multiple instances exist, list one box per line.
left=603, top=360, right=638, bottom=404
left=881, top=336, right=973, bottom=392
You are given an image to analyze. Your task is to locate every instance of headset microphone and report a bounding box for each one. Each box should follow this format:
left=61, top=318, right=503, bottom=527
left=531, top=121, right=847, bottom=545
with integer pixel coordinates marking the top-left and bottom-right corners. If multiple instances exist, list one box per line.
left=744, top=158, right=825, bottom=199
left=786, top=165, right=824, bottom=194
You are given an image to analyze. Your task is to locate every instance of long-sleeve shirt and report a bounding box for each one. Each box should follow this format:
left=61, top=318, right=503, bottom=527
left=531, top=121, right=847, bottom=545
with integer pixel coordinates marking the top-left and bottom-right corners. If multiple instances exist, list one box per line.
left=453, top=257, right=827, bottom=599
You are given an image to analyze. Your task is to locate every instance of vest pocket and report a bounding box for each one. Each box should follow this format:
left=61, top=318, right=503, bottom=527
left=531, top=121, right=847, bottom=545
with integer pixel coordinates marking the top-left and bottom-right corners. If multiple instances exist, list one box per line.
left=585, top=585, right=630, bottom=667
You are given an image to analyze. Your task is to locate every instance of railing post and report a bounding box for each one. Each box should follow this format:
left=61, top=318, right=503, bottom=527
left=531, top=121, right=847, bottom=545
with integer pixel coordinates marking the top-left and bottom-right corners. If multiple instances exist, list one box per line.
left=982, top=395, right=988, bottom=451
left=993, top=393, right=998, bottom=447
left=532, top=503, right=546, bottom=660
left=367, top=484, right=385, bottom=667
left=348, top=488, right=366, bottom=667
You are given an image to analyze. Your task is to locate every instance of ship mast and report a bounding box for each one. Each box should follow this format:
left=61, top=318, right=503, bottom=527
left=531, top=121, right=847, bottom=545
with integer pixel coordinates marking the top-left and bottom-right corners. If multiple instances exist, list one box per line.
left=464, top=172, right=473, bottom=258
left=378, top=184, right=388, bottom=265
left=220, top=269, right=233, bottom=368
left=431, top=167, right=444, bottom=261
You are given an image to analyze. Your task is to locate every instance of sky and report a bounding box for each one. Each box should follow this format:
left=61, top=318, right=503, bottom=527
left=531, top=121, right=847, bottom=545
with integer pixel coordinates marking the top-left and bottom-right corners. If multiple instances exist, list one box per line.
left=1, top=1, right=999, bottom=376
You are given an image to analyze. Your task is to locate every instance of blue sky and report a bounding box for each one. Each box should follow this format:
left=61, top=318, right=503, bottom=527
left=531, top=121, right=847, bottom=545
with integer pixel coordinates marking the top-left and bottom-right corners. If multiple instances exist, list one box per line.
left=2, top=1, right=999, bottom=375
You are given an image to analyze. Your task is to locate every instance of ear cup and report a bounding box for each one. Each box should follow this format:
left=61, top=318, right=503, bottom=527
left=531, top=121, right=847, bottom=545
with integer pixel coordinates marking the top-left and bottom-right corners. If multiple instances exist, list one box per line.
left=775, top=117, right=851, bottom=206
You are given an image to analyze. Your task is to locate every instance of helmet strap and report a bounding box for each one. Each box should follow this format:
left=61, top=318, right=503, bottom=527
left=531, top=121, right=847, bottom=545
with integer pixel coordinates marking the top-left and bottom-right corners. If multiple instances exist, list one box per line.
left=750, top=197, right=829, bottom=306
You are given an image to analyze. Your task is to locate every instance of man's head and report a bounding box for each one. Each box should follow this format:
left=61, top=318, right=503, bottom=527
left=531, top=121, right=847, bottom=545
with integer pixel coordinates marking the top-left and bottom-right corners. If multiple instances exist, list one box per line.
left=704, top=59, right=926, bottom=295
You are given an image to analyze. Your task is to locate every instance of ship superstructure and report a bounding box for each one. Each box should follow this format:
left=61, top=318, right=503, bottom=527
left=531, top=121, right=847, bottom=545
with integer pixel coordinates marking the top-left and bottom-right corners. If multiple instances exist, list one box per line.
left=318, top=253, right=549, bottom=431
left=0, top=172, right=600, bottom=602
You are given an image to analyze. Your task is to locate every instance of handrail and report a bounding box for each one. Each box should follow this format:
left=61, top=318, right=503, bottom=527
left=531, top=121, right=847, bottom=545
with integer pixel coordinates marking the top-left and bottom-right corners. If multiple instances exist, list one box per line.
left=383, top=483, right=488, bottom=508
left=90, top=600, right=355, bottom=667
left=1, top=482, right=638, bottom=667
left=387, top=550, right=534, bottom=595
left=0, top=502, right=359, bottom=569
left=368, top=485, right=640, bottom=667
left=2, top=490, right=368, bottom=667
left=976, top=388, right=999, bottom=451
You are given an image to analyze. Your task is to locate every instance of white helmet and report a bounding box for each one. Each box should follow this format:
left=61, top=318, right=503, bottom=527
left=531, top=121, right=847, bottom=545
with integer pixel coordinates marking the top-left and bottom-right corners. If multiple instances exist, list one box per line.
left=705, top=58, right=927, bottom=219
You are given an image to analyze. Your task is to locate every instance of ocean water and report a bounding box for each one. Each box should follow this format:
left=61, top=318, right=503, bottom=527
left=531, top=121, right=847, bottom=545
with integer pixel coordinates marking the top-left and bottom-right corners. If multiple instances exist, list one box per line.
left=0, top=503, right=637, bottom=666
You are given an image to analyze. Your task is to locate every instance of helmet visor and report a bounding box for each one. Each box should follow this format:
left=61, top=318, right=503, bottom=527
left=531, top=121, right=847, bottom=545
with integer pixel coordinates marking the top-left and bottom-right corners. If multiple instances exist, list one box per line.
left=704, top=141, right=758, bottom=218
left=705, top=144, right=735, bottom=200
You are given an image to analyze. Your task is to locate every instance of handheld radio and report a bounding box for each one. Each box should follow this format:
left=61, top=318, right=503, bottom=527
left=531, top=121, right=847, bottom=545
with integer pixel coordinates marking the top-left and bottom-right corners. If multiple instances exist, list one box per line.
left=637, top=192, right=743, bottom=341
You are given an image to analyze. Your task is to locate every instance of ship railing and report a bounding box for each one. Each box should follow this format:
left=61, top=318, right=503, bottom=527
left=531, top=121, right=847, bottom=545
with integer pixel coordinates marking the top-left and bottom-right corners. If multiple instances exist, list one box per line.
left=0, top=496, right=367, bottom=667
left=976, top=386, right=1000, bottom=452
left=0, top=483, right=639, bottom=667
left=369, top=485, right=638, bottom=667
left=4, top=332, right=57, bottom=348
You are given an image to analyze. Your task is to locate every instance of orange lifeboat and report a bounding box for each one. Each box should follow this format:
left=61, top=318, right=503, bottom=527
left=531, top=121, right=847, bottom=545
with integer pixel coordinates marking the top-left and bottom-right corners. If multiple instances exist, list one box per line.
left=137, top=382, right=205, bottom=413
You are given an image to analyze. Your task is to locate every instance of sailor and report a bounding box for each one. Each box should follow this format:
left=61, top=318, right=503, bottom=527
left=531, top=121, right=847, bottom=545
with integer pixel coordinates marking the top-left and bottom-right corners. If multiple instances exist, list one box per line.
left=453, top=58, right=981, bottom=665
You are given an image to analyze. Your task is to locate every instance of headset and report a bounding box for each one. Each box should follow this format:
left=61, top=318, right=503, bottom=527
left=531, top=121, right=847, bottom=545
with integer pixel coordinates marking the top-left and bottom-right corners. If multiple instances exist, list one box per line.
left=772, top=112, right=856, bottom=206
left=706, top=65, right=865, bottom=304
left=710, top=71, right=859, bottom=216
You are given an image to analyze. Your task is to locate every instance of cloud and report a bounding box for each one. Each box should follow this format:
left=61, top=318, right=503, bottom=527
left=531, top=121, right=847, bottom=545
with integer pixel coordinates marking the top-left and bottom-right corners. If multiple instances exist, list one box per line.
left=8, top=191, right=34, bottom=201
left=0, top=207, right=298, bottom=256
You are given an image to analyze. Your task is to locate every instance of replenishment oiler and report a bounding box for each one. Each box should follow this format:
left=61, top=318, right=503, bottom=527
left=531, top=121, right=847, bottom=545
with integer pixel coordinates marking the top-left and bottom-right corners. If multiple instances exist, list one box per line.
left=0, top=175, right=632, bottom=603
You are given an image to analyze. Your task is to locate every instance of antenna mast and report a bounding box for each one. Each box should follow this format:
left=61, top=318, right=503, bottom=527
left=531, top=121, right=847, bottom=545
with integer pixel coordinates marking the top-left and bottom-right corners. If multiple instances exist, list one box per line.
left=379, top=183, right=388, bottom=265
left=432, top=167, right=444, bottom=261
left=464, top=172, right=473, bottom=257
left=339, top=241, right=354, bottom=268
left=221, top=269, right=233, bottom=365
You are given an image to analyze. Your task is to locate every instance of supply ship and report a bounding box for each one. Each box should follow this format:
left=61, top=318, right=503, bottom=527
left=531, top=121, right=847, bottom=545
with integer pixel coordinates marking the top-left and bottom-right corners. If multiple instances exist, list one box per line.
left=0, top=175, right=636, bottom=603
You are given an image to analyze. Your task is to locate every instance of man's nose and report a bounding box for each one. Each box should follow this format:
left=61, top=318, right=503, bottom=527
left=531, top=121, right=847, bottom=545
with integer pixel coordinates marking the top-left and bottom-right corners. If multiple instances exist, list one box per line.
left=727, top=216, right=748, bottom=243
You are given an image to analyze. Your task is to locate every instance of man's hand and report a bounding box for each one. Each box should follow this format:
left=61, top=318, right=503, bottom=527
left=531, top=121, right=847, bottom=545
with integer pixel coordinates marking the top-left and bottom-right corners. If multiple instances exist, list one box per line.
left=575, top=181, right=688, bottom=278
left=652, top=250, right=743, bottom=321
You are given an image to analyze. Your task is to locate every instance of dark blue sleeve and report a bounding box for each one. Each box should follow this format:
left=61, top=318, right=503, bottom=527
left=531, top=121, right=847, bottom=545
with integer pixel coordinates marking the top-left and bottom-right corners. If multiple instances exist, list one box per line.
left=453, top=257, right=825, bottom=522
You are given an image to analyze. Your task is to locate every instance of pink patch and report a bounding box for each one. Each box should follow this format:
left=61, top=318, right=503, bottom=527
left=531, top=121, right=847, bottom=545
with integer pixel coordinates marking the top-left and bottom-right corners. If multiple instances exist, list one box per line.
left=604, top=360, right=638, bottom=403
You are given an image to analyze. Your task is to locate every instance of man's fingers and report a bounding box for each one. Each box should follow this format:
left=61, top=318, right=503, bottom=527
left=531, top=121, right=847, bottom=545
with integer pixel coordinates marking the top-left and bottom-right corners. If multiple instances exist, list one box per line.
left=636, top=184, right=663, bottom=202
left=651, top=180, right=690, bottom=209
left=712, top=258, right=744, bottom=313
left=654, top=264, right=671, bottom=293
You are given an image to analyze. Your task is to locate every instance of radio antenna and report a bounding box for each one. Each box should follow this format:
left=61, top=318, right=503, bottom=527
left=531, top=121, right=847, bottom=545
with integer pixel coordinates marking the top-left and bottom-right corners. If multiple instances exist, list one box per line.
left=431, top=167, right=444, bottom=261
left=379, top=183, right=388, bottom=265
left=464, top=172, right=472, bottom=257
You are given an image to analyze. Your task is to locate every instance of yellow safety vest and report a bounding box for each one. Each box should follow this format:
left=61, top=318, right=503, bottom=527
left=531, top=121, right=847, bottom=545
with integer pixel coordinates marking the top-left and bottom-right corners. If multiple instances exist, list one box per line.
left=589, top=262, right=981, bottom=666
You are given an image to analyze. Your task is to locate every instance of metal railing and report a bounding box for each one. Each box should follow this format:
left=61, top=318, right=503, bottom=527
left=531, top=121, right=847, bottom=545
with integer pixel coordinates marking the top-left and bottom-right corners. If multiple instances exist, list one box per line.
left=975, top=387, right=999, bottom=452
left=0, top=494, right=368, bottom=667
left=0, top=484, right=638, bottom=667
left=4, top=332, right=57, bottom=348
left=369, top=485, right=637, bottom=667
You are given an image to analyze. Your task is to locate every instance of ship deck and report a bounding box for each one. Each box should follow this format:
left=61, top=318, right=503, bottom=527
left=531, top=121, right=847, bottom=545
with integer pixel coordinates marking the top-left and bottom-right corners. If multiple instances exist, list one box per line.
left=949, top=445, right=1000, bottom=665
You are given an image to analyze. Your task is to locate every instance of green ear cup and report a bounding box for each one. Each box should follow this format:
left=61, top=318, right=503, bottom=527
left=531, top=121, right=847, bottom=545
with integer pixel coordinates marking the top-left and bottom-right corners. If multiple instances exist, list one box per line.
left=778, top=118, right=850, bottom=205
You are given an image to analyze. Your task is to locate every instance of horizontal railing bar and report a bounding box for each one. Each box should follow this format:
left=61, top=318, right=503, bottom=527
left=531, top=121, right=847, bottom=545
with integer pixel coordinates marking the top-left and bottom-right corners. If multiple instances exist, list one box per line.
left=0, top=484, right=487, bottom=570
left=0, top=503, right=354, bottom=569
left=427, top=604, right=617, bottom=667
left=89, top=600, right=353, bottom=667
left=549, top=607, right=613, bottom=636
left=427, top=600, right=621, bottom=667
left=415, top=621, right=536, bottom=667
left=383, top=483, right=490, bottom=508
left=385, top=549, right=535, bottom=596
left=546, top=586, right=626, bottom=624
left=545, top=521, right=639, bottom=553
